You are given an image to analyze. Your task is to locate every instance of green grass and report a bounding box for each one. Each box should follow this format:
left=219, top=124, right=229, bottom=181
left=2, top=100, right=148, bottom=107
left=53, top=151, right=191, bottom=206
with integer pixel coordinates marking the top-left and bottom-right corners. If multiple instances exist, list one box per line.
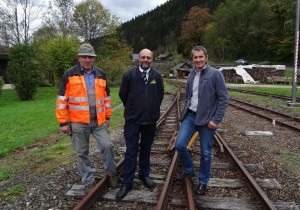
left=236, top=86, right=300, bottom=97
left=0, top=86, right=123, bottom=157
left=3, top=184, right=26, bottom=196
left=0, top=166, right=13, bottom=181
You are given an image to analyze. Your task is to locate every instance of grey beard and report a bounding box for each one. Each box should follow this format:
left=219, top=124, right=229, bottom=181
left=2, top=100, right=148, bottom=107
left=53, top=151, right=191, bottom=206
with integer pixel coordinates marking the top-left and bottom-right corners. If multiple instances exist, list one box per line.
left=140, top=63, right=150, bottom=70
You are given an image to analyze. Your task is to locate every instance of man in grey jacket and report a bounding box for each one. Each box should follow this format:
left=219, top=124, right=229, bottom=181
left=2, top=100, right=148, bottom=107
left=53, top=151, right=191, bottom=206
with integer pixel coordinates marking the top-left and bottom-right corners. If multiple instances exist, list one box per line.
left=175, top=46, right=228, bottom=195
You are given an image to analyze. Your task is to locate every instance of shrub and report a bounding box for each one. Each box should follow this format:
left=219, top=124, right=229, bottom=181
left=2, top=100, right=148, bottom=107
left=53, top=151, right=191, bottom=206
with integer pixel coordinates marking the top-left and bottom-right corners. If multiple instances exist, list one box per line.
left=7, top=43, right=42, bottom=100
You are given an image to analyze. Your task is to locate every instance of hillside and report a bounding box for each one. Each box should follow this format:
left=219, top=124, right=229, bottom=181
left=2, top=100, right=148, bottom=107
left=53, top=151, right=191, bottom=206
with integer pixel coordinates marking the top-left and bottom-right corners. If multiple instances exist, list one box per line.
left=117, top=0, right=224, bottom=52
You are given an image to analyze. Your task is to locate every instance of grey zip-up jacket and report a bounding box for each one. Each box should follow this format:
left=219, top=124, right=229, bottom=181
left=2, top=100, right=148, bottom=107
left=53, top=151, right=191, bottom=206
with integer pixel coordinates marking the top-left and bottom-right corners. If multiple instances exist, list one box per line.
left=181, top=65, right=228, bottom=126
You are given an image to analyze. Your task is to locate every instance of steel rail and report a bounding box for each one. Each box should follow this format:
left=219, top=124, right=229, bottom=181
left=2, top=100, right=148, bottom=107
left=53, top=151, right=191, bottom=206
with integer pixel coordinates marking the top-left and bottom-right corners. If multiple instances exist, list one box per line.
left=229, top=100, right=300, bottom=131
left=155, top=147, right=179, bottom=210
left=184, top=178, right=196, bottom=210
left=214, top=132, right=278, bottom=210
left=227, top=88, right=300, bottom=102
left=230, top=97, right=300, bottom=122
left=73, top=159, right=124, bottom=210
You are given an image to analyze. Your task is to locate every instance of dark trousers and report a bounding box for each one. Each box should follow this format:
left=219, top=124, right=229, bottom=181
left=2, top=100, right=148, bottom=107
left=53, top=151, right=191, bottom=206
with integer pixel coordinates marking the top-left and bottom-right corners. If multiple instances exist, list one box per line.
left=121, top=121, right=156, bottom=188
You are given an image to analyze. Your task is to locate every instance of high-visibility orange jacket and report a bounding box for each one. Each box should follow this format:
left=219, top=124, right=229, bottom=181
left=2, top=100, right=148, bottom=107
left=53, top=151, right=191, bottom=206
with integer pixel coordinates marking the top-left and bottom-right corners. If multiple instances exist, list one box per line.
left=56, top=64, right=112, bottom=127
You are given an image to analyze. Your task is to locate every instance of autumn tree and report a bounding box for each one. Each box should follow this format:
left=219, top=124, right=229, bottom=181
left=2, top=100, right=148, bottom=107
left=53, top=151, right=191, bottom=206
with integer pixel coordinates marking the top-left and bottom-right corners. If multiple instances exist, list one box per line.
left=178, top=6, right=212, bottom=56
left=73, top=0, right=119, bottom=41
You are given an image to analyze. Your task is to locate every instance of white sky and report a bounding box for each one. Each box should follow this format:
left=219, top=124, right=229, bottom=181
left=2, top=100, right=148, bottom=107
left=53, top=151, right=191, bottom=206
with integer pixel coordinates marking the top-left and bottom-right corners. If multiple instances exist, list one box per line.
left=99, top=0, right=168, bottom=23
left=41, top=0, right=168, bottom=23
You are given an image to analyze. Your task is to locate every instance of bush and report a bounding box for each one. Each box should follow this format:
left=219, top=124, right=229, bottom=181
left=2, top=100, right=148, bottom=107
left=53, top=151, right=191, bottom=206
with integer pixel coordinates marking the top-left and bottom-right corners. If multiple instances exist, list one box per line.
left=7, top=43, right=42, bottom=100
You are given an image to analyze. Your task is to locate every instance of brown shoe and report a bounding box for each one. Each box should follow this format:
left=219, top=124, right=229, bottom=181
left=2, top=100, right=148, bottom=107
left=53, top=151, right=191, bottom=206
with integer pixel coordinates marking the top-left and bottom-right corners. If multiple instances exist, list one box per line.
left=108, top=174, right=118, bottom=188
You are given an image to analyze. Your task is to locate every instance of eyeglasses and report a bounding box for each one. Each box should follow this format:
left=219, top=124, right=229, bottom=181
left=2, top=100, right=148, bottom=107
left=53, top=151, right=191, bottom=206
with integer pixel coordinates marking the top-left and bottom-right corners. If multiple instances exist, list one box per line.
left=140, top=56, right=152, bottom=60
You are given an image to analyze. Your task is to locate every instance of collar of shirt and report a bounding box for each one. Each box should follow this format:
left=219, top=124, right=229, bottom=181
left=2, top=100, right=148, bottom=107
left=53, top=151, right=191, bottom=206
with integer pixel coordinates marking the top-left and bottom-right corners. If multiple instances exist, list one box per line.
left=80, top=66, right=95, bottom=74
left=81, top=66, right=95, bottom=88
left=139, top=66, right=150, bottom=74
left=194, top=64, right=207, bottom=74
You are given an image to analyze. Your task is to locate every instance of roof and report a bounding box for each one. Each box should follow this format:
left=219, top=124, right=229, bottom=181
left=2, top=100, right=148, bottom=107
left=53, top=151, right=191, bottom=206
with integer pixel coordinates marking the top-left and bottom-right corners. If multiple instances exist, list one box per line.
left=156, top=53, right=170, bottom=59
left=0, top=45, right=9, bottom=55
left=132, top=53, right=139, bottom=60
left=172, top=62, right=192, bottom=71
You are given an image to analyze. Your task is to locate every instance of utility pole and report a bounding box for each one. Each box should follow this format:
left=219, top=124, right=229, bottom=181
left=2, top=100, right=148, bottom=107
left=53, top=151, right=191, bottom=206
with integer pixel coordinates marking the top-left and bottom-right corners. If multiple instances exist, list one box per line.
left=291, top=0, right=300, bottom=105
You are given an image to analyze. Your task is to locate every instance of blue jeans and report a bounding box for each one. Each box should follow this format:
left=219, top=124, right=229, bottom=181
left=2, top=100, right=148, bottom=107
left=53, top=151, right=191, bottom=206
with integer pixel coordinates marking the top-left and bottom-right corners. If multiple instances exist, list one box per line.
left=175, top=113, right=215, bottom=185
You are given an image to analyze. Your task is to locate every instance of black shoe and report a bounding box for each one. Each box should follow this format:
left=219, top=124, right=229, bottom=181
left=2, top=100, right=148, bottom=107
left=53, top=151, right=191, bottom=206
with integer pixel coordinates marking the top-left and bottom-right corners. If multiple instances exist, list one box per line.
left=176, top=171, right=194, bottom=181
left=115, top=186, right=132, bottom=201
left=139, top=176, right=156, bottom=189
left=195, top=184, right=207, bottom=195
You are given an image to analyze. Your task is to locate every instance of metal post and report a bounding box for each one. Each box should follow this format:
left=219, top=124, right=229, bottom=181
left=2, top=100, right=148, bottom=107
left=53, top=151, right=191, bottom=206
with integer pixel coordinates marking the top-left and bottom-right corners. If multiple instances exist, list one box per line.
left=291, top=0, right=300, bottom=103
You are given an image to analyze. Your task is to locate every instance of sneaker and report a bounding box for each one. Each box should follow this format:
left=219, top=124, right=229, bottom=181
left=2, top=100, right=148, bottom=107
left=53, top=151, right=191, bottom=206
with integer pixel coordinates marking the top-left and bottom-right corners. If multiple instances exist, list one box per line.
left=195, top=183, right=207, bottom=195
left=108, top=173, right=118, bottom=188
left=84, top=182, right=96, bottom=194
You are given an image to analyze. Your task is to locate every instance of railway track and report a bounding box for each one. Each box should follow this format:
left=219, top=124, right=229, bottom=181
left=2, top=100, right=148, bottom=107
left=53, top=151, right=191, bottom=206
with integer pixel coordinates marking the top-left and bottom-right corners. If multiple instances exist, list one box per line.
left=227, top=88, right=300, bottom=103
left=229, top=97, right=300, bottom=132
left=66, top=84, right=298, bottom=210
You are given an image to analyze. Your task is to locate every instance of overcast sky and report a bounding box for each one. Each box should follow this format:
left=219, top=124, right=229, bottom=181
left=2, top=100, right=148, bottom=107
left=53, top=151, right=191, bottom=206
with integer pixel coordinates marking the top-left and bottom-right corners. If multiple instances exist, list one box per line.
left=99, top=0, right=168, bottom=23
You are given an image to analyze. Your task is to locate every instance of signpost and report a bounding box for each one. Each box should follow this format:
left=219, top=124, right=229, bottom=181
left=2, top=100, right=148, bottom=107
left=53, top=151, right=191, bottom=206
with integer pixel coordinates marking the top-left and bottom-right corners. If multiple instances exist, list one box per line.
left=291, top=0, right=300, bottom=104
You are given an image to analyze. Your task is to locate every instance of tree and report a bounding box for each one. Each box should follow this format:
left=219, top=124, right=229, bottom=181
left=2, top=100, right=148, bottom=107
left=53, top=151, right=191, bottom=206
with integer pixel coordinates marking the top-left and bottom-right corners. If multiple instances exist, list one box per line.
left=204, top=0, right=271, bottom=61
left=73, top=0, right=119, bottom=41
left=41, top=0, right=76, bottom=37
left=45, top=37, right=79, bottom=85
left=93, top=35, right=132, bottom=85
left=0, top=0, right=42, bottom=45
left=180, top=6, right=212, bottom=46
left=267, top=0, right=295, bottom=62
left=7, top=43, right=42, bottom=100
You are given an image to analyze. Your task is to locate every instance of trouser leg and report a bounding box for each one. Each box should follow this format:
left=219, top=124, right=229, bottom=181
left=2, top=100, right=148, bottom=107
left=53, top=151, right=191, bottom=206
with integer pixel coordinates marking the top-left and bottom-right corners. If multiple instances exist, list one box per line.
left=92, top=122, right=117, bottom=175
left=121, top=122, right=140, bottom=187
left=175, top=114, right=196, bottom=173
left=138, top=124, right=156, bottom=178
left=196, top=125, right=215, bottom=185
left=71, top=122, right=94, bottom=185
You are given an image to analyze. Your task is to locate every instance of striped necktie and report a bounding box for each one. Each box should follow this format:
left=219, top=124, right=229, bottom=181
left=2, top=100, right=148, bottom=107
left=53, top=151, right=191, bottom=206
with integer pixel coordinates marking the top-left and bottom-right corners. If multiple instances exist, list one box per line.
left=142, top=71, right=147, bottom=84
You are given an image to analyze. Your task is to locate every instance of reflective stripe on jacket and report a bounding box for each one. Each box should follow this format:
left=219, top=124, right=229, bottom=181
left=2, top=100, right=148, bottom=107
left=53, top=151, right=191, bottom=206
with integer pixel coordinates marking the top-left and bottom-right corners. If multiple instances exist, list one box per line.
left=56, top=64, right=111, bottom=126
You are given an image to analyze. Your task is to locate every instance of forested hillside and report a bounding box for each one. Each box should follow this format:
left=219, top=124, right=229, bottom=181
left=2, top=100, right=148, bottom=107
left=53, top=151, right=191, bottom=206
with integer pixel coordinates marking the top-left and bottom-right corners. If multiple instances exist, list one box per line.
left=118, top=0, right=296, bottom=64
left=118, top=0, right=224, bottom=53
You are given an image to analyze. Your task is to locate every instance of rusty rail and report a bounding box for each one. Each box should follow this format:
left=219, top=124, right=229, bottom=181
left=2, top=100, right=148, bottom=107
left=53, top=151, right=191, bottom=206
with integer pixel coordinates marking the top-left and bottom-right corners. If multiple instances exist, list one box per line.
left=214, top=132, right=278, bottom=210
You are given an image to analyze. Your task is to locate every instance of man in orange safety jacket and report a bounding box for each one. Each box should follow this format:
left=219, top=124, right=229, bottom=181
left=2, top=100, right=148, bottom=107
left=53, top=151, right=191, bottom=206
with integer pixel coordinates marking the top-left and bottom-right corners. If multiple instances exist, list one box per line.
left=55, top=43, right=117, bottom=193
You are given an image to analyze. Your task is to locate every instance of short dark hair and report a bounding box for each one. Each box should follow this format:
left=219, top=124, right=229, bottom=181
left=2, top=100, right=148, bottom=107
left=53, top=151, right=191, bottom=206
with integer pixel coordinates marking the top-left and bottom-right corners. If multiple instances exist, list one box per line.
left=191, top=46, right=208, bottom=58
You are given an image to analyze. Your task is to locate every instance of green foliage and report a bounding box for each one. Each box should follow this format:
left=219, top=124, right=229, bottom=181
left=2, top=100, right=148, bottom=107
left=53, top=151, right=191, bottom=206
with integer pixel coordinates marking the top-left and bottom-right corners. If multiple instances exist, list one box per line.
left=45, top=37, right=79, bottom=85
left=94, top=35, right=132, bottom=86
left=73, top=0, right=119, bottom=41
left=7, top=43, right=43, bottom=100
